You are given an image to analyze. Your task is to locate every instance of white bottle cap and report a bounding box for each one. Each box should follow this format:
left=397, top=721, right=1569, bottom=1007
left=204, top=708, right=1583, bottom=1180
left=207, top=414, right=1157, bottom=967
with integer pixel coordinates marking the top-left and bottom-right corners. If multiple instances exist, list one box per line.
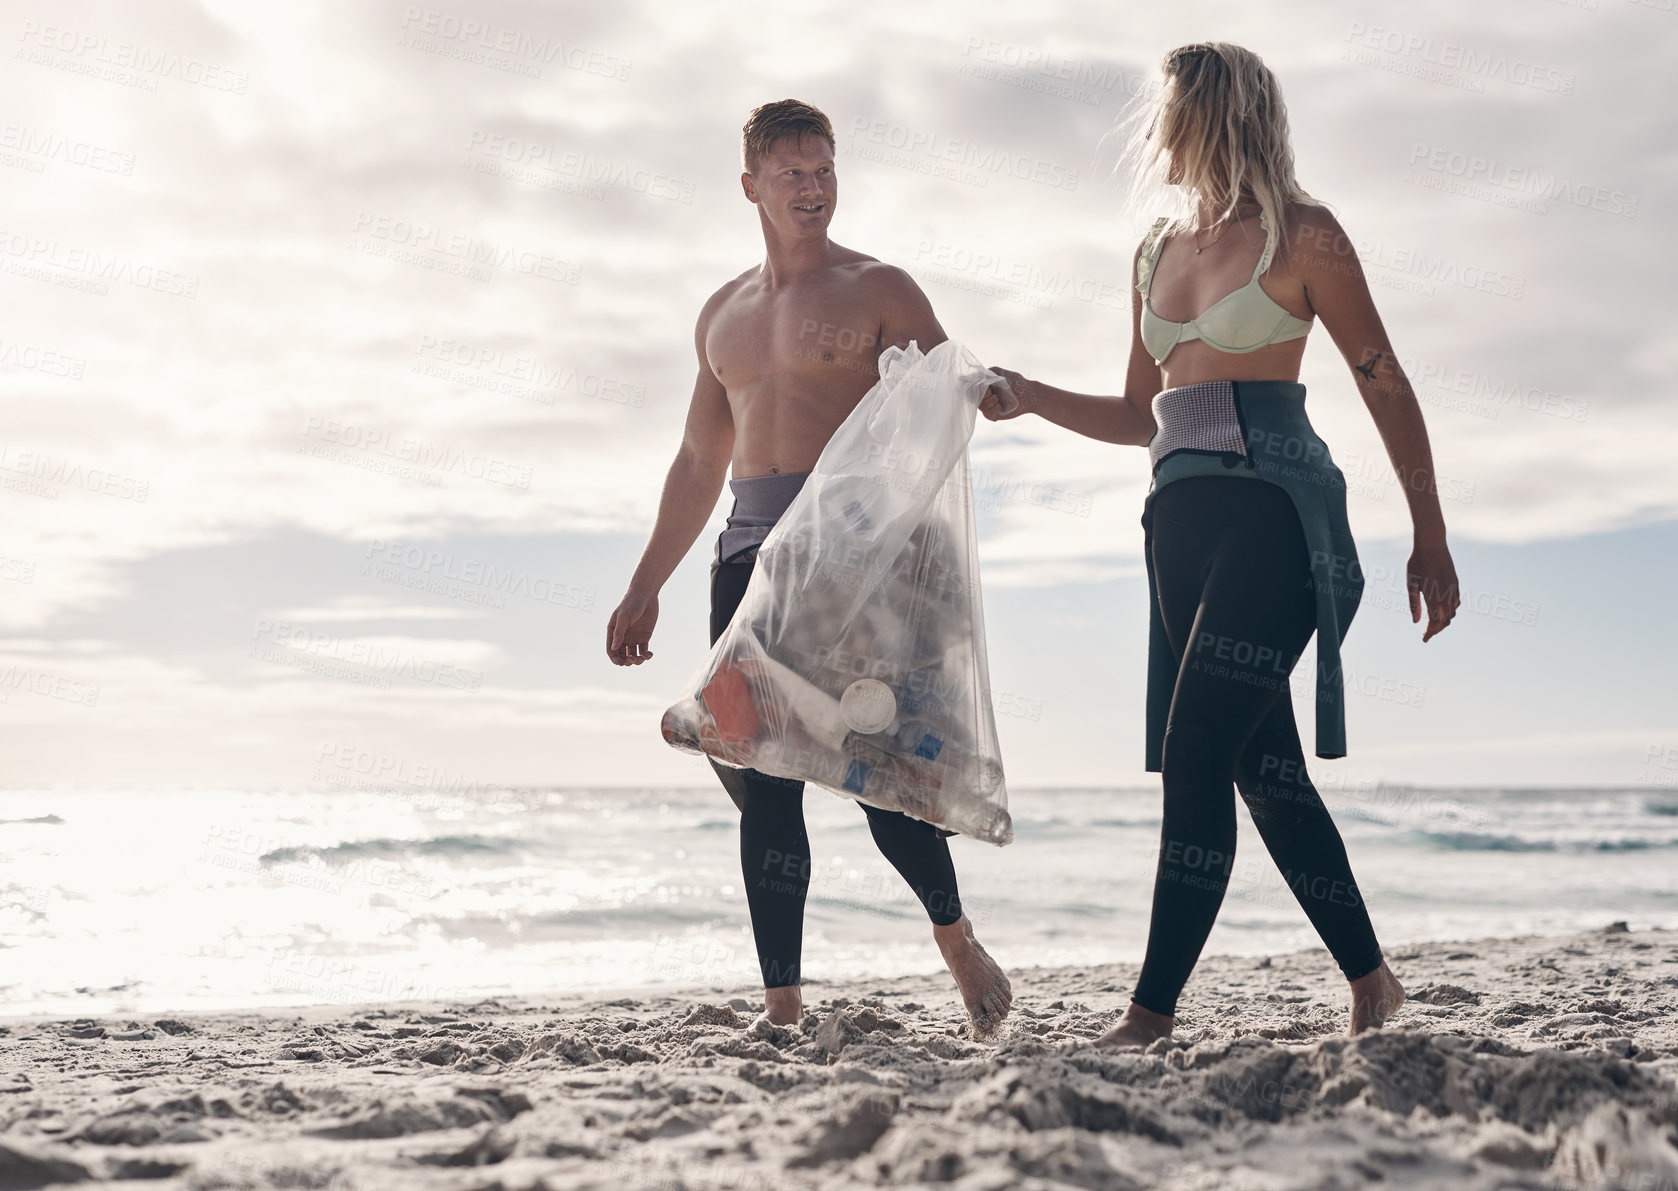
left=839, top=678, right=897, bottom=734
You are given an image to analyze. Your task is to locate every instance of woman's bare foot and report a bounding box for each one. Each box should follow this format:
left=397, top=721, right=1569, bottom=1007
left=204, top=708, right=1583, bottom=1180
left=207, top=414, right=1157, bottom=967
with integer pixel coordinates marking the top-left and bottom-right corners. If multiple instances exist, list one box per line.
left=1348, top=960, right=1404, bottom=1034
left=1095, top=1000, right=1174, bottom=1051
left=933, top=915, right=1012, bottom=1039
left=762, top=984, right=803, bottom=1026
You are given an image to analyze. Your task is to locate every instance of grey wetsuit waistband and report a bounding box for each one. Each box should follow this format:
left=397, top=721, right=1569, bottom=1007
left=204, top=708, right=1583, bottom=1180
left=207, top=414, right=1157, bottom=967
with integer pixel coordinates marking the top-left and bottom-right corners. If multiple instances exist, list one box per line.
left=1148, top=379, right=1310, bottom=472
left=717, top=470, right=812, bottom=562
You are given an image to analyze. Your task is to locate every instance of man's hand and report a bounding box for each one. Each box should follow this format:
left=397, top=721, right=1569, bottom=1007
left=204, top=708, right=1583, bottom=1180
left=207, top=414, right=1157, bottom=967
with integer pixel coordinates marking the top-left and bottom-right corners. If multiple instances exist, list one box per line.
left=607, top=589, right=659, bottom=665
left=1407, top=544, right=1460, bottom=643
left=979, top=367, right=1032, bottom=421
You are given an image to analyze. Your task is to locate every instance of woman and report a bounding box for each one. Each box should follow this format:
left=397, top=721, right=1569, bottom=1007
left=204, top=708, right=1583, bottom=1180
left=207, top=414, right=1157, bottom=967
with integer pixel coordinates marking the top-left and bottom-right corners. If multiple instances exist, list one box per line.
left=981, top=42, right=1460, bottom=1048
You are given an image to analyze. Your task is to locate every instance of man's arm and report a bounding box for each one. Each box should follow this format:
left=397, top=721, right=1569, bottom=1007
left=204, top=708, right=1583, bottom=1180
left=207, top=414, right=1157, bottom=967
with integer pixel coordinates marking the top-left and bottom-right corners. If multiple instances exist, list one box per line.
left=876, top=265, right=948, bottom=353
left=606, top=298, right=735, bottom=666
left=1292, top=205, right=1460, bottom=641
left=977, top=240, right=1160, bottom=445
left=877, top=263, right=1035, bottom=415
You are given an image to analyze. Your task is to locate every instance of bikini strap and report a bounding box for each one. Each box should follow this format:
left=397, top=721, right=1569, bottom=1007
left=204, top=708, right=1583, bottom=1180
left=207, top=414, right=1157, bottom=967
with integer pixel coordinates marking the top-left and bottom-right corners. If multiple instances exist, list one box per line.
left=1137, top=216, right=1170, bottom=297
left=1251, top=208, right=1278, bottom=281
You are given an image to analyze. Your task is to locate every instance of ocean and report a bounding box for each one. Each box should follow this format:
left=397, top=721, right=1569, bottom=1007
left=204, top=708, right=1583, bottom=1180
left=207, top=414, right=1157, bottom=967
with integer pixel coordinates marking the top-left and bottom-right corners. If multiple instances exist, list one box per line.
left=3, top=782, right=1676, bottom=1019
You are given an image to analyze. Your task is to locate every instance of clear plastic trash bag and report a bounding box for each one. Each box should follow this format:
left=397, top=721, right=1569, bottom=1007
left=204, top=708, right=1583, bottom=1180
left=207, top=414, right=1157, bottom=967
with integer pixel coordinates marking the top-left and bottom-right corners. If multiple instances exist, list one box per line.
left=662, top=339, right=1014, bottom=845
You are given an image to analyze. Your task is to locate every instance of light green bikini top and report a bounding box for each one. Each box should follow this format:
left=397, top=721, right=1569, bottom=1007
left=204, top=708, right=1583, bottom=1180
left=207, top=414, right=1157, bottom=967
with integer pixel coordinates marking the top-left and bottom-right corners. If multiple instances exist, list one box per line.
left=1137, top=209, right=1314, bottom=365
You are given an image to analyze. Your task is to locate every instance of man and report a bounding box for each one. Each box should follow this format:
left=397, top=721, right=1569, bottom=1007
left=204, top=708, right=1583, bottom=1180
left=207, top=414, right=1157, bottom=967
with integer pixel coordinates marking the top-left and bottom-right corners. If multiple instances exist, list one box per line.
left=606, top=99, right=1011, bottom=1034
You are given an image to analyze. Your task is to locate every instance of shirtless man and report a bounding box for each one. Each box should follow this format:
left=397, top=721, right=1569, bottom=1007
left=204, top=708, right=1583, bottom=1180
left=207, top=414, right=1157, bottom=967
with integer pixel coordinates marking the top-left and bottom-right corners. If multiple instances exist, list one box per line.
left=605, top=99, right=1011, bottom=1034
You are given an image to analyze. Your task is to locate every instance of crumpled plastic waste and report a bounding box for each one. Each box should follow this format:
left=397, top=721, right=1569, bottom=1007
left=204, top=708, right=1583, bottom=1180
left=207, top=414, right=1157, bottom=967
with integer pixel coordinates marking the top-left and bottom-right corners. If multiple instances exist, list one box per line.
left=662, top=339, right=1013, bottom=845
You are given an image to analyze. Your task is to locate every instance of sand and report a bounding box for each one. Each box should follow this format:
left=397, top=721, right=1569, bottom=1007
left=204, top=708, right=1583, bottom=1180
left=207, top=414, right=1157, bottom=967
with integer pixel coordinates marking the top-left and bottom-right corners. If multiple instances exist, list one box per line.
left=1, top=922, right=1675, bottom=1190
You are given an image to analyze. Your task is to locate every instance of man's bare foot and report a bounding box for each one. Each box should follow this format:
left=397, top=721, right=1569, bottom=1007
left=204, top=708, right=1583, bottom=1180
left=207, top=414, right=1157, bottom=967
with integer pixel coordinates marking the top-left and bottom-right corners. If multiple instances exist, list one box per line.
left=1094, top=1000, right=1174, bottom=1051
left=933, top=915, right=1012, bottom=1039
left=1349, top=960, right=1404, bottom=1034
left=762, top=984, right=803, bottom=1026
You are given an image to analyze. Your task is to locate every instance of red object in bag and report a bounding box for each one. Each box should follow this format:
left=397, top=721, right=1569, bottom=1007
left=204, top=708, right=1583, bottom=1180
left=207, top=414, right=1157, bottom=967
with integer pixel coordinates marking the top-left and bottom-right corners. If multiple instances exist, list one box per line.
left=700, top=659, right=760, bottom=745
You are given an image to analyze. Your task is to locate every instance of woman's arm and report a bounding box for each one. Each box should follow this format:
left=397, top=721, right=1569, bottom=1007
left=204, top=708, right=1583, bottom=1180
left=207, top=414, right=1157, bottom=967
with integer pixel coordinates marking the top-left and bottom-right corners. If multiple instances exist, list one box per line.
left=1292, top=205, right=1461, bottom=641
left=979, top=242, right=1162, bottom=446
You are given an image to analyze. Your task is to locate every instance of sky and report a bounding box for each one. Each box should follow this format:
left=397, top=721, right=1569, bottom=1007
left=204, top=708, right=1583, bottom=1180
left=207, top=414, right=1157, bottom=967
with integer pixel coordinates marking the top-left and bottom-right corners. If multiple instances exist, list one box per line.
left=1, top=0, right=1674, bottom=794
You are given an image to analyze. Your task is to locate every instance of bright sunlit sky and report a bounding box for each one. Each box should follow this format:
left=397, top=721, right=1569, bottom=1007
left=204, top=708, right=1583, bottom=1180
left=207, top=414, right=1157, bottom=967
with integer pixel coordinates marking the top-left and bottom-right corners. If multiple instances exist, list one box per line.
left=3, top=0, right=1675, bottom=793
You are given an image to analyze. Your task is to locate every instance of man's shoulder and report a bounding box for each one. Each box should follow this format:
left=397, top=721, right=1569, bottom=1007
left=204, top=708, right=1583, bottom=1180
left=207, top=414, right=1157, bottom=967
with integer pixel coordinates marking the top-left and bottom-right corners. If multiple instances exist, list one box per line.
left=696, top=267, right=760, bottom=324
left=838, top=254, right=923, bottom=300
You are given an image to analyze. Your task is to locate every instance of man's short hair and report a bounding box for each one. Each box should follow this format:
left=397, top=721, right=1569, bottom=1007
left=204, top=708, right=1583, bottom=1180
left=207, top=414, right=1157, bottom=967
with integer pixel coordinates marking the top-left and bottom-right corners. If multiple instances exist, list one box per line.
left=741, top=100, right=835, bottom=173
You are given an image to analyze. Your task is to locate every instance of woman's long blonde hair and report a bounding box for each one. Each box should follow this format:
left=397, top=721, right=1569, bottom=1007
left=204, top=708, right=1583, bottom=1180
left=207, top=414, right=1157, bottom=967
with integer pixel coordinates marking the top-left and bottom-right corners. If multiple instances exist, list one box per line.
left=1110, top=42, right=1326, bottom=267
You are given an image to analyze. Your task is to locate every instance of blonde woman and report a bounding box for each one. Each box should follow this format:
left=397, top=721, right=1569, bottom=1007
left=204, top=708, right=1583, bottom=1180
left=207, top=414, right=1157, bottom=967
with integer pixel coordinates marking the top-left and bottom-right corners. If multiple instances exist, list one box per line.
left=982, top=43, right=1459, bottom=1048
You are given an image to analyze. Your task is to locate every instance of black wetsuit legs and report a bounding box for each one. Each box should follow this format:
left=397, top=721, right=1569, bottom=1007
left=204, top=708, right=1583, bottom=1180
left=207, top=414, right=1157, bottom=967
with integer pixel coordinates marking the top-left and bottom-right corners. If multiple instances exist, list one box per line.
left=709, top=553, right=964, bottom=990
left=1132, top=475, right=1384, bottom=1017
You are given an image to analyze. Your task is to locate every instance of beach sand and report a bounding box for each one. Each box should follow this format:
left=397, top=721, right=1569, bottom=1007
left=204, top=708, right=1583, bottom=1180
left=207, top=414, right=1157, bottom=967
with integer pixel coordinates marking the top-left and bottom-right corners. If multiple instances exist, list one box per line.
left=2, top=922, right=1675, bottom=1190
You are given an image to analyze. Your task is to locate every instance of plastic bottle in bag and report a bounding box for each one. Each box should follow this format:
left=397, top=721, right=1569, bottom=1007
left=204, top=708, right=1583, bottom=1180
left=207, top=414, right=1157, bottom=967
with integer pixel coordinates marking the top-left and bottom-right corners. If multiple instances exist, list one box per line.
left=662, top=339, right=1013, bottom=846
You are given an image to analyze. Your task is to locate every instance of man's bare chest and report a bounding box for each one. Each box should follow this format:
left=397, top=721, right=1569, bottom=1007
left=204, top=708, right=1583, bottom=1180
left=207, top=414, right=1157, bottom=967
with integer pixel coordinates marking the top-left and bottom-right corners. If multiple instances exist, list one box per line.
left=707, top=293, right=883, bottom=387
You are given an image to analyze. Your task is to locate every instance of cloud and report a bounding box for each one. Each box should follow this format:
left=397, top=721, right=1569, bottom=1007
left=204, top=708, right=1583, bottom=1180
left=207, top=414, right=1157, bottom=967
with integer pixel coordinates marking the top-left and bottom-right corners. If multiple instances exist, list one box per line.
left=271, top=596, right=487, bottom=622
left=1, top=0, right=1671, bottom=785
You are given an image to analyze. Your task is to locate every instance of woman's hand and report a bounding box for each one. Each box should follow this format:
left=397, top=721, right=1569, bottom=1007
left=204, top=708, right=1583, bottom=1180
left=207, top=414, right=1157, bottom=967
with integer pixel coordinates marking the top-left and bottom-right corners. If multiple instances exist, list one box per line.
left=1407, top=543, right=1459, bottom=642
left=979, top=367, right=1034, bottom=421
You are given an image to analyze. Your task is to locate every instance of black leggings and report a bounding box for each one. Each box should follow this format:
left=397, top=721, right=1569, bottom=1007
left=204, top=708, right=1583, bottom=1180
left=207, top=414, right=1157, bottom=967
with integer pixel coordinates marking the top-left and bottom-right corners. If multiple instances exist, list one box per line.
left=1133, top=474, right=1384, bottom=1017
left=709, top=553, right=964, bottom=989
